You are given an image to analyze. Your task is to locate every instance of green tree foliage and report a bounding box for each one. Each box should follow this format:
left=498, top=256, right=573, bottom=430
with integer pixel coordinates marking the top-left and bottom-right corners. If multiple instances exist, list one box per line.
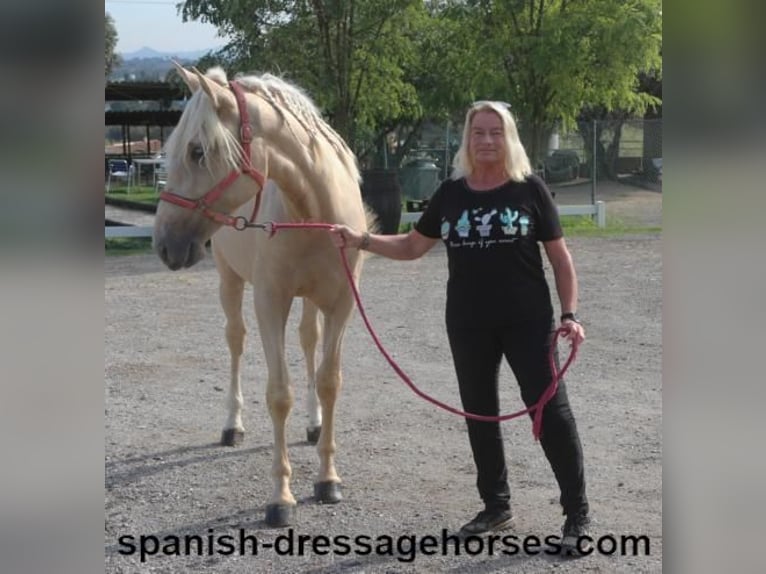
left=363, top=3, right=487, bottom=166
left=105, top=12, right=121, bottom=78
left=578, top=67, right=663, bottom=180
left=177, top=1, right=661, bottom=168
left=468, top=0, right=661, bottom=165
left=180, top=0, right=419, bottom=152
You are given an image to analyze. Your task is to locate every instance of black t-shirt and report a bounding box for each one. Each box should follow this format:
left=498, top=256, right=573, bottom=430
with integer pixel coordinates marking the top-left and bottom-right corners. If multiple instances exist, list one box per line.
left=415, top=175, right=562, bottom=327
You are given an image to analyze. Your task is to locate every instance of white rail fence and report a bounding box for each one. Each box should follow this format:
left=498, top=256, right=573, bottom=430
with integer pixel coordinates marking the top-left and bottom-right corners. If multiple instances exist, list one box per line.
left=105, top=225, right=155, bottom=238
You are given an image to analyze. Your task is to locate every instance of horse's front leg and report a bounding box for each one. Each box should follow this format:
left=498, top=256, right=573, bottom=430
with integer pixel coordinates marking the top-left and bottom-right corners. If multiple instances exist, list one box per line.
left=254, top=289, right=296, bottom=527
left=299, top=298, right=322, bottom=444
left=214, top=251, right=247, bottom=446
left=312, top=294, right=355, bottom=505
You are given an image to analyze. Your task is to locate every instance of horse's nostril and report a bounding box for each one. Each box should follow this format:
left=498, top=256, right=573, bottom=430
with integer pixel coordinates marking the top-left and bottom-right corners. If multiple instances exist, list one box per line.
left=160, top=245, right=169, bottom=264
left=184, top=242, right=204, bottom=268
left=184, top=244, right=194, bottom=268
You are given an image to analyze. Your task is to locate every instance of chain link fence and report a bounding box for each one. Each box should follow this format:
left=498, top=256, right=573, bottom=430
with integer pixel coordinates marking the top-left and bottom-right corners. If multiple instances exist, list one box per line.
left=370, top=118, right=662, bottom=210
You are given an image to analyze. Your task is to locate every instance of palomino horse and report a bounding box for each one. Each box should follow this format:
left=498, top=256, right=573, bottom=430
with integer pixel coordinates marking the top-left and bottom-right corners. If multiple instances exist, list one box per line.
left=153, top=64, right=370, bottom=527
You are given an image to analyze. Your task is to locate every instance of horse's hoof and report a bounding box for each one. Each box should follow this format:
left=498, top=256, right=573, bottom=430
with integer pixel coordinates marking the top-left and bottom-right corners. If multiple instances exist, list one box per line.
left=306, top=426, right=321, bottom=444
left=221, top=429, right=244, bottom=446
left=264, top=503, right=296, bottom=527
left=314, top=481, right=342, bottom=504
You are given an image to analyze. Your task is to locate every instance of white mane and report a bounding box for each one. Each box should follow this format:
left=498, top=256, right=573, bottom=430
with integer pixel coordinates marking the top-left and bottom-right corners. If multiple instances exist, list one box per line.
left=165, top=67, right=360, bottom=184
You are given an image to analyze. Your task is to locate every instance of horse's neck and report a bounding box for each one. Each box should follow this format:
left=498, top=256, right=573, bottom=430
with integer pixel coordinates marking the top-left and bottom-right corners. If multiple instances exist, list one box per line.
left=264, top=156, right=318, bottom=220
left=264, top=146, right=354, bottom=223
left=250, top=97, right=354, bottom=222
left=257, top=182, right=290, bottom=221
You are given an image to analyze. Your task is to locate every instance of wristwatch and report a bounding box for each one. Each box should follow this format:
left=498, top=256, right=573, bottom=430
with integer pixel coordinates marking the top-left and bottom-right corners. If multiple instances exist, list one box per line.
left=560, top=312, right=581, bottom=324
left=359, top=231, right=371, bottom=250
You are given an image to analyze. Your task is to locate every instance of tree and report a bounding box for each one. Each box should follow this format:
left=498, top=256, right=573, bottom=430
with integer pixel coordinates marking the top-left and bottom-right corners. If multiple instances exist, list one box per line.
left=180, top=0, right=422, bottom=155
left=471, top=0, right=662, bottom=166
left=176, top=1, right=661, bottom=173
left=367, top=3, right=484, bottom=167
left=578, top=66, right=662, bottom=181
left=105, top=12, right=121, bottom=78
left=177, top=1, right=487, bottom=167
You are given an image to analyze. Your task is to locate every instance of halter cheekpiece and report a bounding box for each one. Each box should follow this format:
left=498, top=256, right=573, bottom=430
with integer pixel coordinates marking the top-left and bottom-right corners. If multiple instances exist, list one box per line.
left=158, top=81, right=268, bottom=228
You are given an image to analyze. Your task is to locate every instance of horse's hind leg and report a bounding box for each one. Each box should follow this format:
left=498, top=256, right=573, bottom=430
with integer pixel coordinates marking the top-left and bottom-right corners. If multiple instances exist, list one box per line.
left=214, top=251, right=247, bottom=446
left=299, top=298, right=322, bottom=444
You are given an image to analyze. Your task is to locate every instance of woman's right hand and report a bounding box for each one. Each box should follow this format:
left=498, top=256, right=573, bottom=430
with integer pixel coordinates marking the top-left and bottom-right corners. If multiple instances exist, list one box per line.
left=328, top=224, right=363, bottom=249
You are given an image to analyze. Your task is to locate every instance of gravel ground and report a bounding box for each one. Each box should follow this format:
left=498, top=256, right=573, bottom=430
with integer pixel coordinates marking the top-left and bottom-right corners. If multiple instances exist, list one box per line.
left=105, top=223, right=662, bottom=572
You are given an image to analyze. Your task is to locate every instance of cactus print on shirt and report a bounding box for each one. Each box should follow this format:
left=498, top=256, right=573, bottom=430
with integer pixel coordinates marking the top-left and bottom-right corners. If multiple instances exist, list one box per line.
left=416, top=175, right=562, bottom=327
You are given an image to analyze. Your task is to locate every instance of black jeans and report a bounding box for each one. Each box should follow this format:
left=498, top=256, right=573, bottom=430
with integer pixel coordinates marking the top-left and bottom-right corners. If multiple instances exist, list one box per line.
left=446, top=319, right=588, bottom=517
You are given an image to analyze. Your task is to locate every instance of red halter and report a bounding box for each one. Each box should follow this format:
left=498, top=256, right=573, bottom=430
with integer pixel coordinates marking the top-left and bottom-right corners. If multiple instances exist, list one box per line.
left=159, top=81, right=268, bottom=230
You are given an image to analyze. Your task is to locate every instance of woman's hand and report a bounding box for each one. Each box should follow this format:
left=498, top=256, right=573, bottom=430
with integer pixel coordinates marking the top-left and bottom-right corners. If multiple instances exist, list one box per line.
left=329, top=225, right=436, bottom=260
left=560, top=319, right=585, bottom=348
left=328, top=224, right=365, bottom=249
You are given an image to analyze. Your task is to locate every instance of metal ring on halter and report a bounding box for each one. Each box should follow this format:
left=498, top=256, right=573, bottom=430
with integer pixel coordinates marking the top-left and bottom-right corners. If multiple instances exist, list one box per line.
left=233, top=216, right=249, bottom=231
left=240, top=123, right=252, bottom=143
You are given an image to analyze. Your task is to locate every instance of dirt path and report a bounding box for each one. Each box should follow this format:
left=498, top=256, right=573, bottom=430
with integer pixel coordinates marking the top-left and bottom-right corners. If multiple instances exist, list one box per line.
left=105, top=232, right=661, bottom=573
left=550, top=179, right=662, bottom=228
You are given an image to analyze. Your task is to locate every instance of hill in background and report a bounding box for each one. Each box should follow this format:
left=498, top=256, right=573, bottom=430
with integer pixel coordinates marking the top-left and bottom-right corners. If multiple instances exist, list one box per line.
left=110, top=46, right=221, bottom=82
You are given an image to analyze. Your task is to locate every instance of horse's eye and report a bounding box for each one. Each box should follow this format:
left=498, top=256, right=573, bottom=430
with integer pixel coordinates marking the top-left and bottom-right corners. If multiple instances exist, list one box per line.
left=189, top=145, right=204, bottom=164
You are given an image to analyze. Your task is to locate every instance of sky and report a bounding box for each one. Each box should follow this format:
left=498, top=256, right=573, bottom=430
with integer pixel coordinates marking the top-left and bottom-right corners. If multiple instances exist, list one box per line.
left=105, top=1, right=228, bottom=54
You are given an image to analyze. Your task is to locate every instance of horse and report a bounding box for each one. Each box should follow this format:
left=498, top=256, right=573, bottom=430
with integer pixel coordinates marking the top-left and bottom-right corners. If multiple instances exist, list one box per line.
left=153, top=63, right=371, bottom=527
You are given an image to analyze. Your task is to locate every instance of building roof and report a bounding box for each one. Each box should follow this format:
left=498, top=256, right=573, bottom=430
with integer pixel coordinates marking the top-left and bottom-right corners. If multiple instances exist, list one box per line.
left=105, top=82, right=188, bottom=128
left=106, top=110, right=182, bottom=127
left=106, top=81, right=188, bottom=102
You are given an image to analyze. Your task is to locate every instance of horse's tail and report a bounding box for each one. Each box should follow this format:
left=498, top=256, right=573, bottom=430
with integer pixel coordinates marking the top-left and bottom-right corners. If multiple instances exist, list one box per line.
left=363, top=202, right=381, bottom=235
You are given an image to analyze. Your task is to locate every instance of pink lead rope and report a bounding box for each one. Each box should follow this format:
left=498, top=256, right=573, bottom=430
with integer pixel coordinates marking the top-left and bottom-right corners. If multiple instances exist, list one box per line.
left=250, top=221, right=579, bottom=441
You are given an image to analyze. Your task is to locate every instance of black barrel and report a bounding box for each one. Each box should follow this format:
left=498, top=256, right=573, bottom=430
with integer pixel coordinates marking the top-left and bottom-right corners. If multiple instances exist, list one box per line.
left=361, top=169, right=402, bottom=235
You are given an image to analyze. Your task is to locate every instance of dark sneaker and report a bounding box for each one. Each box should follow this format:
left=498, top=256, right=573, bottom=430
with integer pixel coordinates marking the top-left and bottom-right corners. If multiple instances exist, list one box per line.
left=459, top=509, right=514, bottom=536
left=561, top=512, right=592, bottom=556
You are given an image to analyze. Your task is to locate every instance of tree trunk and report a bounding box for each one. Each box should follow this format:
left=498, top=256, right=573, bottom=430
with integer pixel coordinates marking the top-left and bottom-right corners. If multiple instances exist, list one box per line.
left=603, top=120, right=624, bottom=181
left=642, top=118, right=662, bottom=181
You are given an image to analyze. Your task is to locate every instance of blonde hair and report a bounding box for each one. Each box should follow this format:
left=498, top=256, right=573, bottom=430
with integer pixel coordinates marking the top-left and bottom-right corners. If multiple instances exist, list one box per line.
left=451, top=101, right=532, bottom=182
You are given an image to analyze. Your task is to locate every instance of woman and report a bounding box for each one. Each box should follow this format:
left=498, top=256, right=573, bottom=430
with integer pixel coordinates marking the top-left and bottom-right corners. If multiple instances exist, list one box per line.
left=329, top=101, right=590, bottom=554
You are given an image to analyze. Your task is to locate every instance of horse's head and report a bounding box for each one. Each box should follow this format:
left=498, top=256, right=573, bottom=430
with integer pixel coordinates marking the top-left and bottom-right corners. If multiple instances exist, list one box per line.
left=153, top=64, right=265, bottom=270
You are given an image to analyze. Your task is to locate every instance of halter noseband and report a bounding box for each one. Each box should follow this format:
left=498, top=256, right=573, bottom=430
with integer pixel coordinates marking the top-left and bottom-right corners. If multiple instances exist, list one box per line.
left=158, top=81, right=267, bottom=230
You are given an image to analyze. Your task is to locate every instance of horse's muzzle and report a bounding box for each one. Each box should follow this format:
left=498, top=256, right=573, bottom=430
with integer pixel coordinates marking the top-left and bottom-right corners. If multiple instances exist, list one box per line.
left=155, top=233, right=206, bottom=270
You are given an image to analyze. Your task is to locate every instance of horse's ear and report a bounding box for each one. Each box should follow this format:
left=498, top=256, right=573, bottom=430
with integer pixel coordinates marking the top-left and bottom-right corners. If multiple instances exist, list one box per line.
left=192, top=67, right=234, bottom=112
left=172, top=60, right=199, bottom=92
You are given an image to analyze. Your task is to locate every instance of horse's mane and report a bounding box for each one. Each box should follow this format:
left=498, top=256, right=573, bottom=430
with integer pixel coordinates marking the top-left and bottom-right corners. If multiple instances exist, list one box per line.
left=165, top=67, right=360, bottom=185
